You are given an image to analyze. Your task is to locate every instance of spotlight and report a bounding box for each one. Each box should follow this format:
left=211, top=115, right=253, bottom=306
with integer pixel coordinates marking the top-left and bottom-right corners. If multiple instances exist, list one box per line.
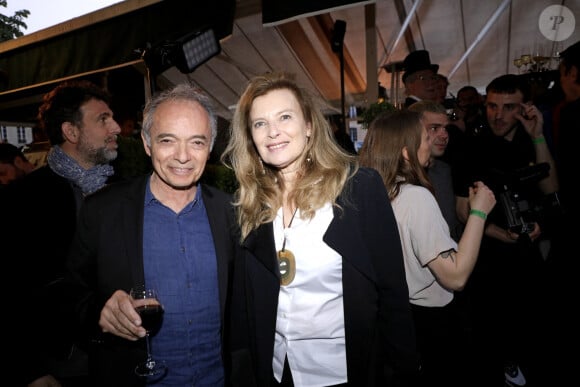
left=174, top=27, right=221, bottom=74
left=142, top=26, right=221, bottom=76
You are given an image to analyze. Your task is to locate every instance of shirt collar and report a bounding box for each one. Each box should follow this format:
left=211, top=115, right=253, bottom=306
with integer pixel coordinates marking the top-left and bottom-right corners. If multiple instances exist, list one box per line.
left=144, top=175, right=202, bottom=210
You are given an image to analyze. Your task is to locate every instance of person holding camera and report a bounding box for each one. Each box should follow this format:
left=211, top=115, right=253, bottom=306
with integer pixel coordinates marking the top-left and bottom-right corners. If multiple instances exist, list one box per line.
left=455, top=74, right=558, bottom=387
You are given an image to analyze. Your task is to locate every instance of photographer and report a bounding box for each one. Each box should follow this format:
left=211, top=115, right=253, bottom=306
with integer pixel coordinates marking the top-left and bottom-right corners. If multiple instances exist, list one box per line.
left=455, top=74, right=558, bottom=387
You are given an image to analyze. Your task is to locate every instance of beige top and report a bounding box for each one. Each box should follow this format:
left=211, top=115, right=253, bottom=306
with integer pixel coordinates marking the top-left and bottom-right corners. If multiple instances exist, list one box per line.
left=391, top=183, right=458, bottom=307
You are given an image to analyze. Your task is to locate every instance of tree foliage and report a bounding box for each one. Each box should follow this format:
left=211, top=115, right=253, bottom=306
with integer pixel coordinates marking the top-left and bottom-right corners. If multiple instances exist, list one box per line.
left=0, top=0, right=30, bottom=42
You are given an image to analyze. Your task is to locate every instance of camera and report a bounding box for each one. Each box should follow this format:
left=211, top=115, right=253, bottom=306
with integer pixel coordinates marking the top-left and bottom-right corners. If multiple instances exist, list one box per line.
left=499, top=188, right=536, bottom=234
left=497, top=163, right=558, bottom=234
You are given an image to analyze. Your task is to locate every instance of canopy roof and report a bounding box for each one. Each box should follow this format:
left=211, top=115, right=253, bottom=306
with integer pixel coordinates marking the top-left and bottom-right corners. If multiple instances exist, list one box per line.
left=1, top=0, right=578, bottom=123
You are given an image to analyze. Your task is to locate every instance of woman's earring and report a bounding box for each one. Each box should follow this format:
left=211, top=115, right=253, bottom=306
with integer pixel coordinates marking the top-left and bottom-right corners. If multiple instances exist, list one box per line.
left=306, top=152, right=312, bottom=163
left=259, top=158, right=266, bottom=175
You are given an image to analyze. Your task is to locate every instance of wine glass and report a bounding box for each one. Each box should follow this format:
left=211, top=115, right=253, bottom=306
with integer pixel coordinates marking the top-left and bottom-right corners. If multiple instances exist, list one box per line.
left=130, top=286, right=167, bottom=378
left=520, top=53, right=532, bottom=72
left=551, top=42, right=564, bottom=70
left=532, top=43, right=547, bottom=72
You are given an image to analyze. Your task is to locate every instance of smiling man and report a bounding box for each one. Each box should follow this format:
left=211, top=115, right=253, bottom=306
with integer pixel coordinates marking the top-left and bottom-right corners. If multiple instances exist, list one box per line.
left=62, top=83, right=240, bottom=386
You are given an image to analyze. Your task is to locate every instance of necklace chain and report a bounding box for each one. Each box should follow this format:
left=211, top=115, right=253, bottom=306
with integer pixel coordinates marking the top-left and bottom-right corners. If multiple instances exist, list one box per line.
left=280, top=207, right=298, bottom=252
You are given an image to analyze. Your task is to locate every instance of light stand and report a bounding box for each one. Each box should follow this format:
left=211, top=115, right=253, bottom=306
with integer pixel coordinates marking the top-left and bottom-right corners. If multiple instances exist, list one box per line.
left=331, top=20, right=347, bottom=133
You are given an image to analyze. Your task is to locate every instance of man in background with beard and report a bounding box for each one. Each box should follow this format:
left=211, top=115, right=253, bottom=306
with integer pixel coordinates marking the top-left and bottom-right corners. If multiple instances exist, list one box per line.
left=2, top=79, right=121, bottom=386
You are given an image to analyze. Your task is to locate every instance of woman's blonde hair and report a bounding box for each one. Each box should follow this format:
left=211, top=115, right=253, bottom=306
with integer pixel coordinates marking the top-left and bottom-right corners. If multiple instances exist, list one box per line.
left=358, top=109, right=433, bottom=200
left=221, top=72, right=357, bottom=240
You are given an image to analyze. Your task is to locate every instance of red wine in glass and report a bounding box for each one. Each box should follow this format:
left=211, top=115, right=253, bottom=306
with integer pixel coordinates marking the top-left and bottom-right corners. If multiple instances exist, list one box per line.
left=130, top=286, right=167, bottom=378
left=135, top=303, right=163, bottom=336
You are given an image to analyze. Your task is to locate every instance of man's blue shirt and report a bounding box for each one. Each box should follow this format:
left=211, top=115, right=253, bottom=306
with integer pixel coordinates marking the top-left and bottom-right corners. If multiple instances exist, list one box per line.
left=142, top=179, right=223, bottom=386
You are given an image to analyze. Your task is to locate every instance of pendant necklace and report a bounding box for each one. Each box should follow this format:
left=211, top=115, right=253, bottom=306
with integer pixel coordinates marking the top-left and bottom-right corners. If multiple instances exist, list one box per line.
left=278, top=207, right=298, bottom=286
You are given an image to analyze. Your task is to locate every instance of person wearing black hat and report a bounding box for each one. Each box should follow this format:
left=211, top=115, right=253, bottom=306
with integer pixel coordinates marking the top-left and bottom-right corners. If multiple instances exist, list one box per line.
left=402, top=50, right=440, bottom=108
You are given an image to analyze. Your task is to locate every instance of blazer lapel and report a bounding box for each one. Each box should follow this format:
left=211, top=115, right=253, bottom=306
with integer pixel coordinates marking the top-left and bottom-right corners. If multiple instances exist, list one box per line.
left=121, top=176, right=147, bottom=286
left=243, top=223, right=280, bottom=280
left=201, top=185, right=232, bottom=315
left=324, top=197, right=376, bottom=281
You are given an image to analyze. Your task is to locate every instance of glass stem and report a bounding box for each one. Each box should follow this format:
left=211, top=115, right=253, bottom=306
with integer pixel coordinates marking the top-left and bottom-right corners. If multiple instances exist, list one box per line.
left=145, top=333, right=153, bottom=364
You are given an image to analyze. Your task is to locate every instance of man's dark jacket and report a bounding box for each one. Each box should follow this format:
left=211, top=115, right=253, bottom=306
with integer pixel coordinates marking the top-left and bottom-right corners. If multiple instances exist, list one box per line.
left=63, top=175, right=239, bottom=387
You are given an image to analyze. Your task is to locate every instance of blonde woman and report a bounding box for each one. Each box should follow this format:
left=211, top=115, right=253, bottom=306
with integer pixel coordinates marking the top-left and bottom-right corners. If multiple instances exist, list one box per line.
left=222, top=72, right=419, bottom=387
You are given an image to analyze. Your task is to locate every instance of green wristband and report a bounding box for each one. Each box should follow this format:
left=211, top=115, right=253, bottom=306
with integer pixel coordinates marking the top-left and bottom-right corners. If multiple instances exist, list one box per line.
left=469, top=209, right=487, bottom=220
left=532, top=136, right=546, bottom=144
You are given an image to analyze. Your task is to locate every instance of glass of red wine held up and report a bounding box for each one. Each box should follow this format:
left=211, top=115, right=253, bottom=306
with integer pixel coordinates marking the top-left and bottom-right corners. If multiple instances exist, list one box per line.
left=130, top=285, right=167, bottom=378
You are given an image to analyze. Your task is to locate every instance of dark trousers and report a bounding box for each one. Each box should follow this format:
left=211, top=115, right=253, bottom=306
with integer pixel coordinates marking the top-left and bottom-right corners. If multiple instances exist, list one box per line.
left=464, top=237, right=547, bottom=386
left=411, top=300, right=464, bottom=387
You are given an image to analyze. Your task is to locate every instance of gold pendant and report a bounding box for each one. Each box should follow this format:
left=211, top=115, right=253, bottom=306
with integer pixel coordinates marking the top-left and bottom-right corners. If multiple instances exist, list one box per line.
left=277, top=249, right=296, bottom=286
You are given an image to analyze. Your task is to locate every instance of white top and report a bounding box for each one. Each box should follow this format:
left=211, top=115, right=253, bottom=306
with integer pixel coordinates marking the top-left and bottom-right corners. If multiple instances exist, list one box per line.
left=272, top=203, right=347, bottom=386
left=391, top=184, right=458, bottom=307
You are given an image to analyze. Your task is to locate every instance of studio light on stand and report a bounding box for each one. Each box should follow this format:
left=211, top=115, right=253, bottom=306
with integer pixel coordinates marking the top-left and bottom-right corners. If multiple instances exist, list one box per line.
left=331, top=20, right=347, bottom=134
left=142, top=26, right=221, bottom=98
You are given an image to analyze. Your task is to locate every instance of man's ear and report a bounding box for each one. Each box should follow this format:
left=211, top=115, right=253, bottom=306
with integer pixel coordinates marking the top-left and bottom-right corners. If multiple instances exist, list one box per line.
left=62, top=122, right=79, bottom=144
left=141, top=132, right=152, bottom=157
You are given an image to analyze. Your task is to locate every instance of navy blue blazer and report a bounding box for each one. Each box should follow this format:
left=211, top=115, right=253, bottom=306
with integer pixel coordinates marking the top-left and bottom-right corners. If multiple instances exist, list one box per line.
left=64, top=174, right=239, bottom=386
left=230, top=167, right=418, bottom=387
